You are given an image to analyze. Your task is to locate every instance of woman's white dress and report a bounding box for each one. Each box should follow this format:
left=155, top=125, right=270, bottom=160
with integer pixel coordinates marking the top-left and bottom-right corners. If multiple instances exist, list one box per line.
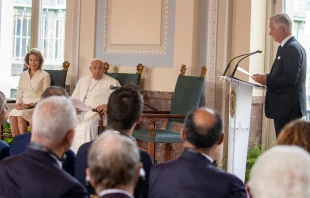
left=9, top=70, right=51, bottom=122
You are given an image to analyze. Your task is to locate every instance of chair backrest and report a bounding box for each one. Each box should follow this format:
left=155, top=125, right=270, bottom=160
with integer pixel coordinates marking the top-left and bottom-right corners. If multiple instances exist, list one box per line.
left=166, top=66, right=206, bottom=130
left=105, top=73, right=141, bottom=86
left=104, top=63, right=144, bottom=86
left=23, top=61, right=70, bottom=88
left=44, top=70, right=67, bottom=88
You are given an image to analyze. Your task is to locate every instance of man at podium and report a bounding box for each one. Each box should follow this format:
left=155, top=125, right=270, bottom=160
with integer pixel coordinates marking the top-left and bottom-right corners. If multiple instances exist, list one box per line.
left=253, top=13, right=307, bottom=137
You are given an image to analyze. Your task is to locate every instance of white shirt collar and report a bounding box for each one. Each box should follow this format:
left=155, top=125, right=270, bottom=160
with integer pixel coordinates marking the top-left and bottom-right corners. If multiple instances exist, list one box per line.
left=98, top=189, right=134, bottom=198
left=281, top=35, right=294, bottom=47
left=201, top=153, right=213, bottom=163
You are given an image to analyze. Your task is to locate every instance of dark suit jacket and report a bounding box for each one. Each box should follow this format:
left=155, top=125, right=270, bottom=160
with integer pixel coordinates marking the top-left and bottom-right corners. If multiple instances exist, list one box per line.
left=149, top=150, right=247, bottom=198
left=0, top=148, right=88, bottom=198
left=9, top=133, right=76, bottom=176
left=265, top=36, right=307, bottom=119
left=75, top=136, right=153, bottom=198
left=0, top=140, right=9, bottom=161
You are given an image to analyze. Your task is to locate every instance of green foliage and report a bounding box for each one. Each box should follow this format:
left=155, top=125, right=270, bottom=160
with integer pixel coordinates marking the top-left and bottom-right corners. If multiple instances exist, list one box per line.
left=1, top=123, right=31, bottom=145
left=2, top=123, right=12, bottom=144
left=245, top=141, right=263, bottom=182
left=220, top=141, right=263, bottom=183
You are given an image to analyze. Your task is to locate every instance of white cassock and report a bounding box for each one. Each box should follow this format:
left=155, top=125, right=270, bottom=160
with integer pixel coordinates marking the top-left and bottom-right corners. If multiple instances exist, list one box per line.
left=70, top=74, right=120, bottom=153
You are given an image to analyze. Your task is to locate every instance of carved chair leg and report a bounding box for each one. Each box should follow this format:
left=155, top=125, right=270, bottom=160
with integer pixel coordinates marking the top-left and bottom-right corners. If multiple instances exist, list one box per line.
left=165, top=143, right=171, bottom=161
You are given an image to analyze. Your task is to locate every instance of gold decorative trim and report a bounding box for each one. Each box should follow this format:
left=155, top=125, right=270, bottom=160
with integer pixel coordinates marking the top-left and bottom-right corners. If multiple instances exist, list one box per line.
left=200, top=65, right=207, bottom=78
left=136, top=63, right=144, bottom=74
left=180, top=64, right=186, bottom=75
left=62, top=61, right=70, bottom=71
left=103, top=62, right=110, bottom=73
left=229, top=87, right=236, bottom=118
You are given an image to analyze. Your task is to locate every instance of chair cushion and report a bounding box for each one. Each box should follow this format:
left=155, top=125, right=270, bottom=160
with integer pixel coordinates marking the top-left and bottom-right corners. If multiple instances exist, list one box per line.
left=133, top=129, right=183, bottom=143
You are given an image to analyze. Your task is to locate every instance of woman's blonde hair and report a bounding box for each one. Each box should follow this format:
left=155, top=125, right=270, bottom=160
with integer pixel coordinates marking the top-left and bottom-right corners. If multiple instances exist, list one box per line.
left=277, top=119, right=310, bottom=153
left=24, top=48, right=44, bottom=70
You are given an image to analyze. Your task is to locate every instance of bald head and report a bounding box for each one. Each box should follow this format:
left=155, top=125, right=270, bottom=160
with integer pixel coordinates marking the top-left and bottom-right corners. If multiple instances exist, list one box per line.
left=184, top=108, right=223, bottom=149
left=87, top=130, right=140, bottom=191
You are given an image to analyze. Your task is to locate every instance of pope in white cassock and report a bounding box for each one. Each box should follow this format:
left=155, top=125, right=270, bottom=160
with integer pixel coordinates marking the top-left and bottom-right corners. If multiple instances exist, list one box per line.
left=70, top=59, right=120, bottom=153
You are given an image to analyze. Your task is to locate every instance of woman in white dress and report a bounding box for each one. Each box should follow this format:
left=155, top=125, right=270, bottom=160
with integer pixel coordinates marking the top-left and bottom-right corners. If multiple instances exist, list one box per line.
left=9, top=48, right=51, bottom=137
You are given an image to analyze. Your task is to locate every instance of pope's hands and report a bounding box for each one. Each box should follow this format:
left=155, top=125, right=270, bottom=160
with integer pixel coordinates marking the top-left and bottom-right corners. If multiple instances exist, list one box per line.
left=96, top=104, right=107, bottom=114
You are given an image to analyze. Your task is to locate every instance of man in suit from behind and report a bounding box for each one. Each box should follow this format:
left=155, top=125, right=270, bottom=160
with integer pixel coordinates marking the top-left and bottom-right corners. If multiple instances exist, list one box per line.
left=0, top=96, right=88, bottom=198
left=253, top=13, right=307, bottom=136
left=149, top=107, right=247, bottom=198
left=87, top=131, right=141, bottom=198
left=75, top=86, right=153, bottom=198
left=9, top=86, right=76, bottom=176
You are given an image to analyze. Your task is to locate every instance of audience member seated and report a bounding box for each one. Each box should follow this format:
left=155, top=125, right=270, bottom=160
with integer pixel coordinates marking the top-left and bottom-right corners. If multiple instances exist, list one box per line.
left=9, top=48, right=51, bottom=137
left=9, top=86, right=77, bottom=176
left=149, top=107, right=247, bottom=198
left=0, top=96, right=88, bottom=197
left=248, top=145, right=310, bottom=198
left=87, top=131, right=141, bottom=198
left=0, top=91, right=9, bottom=161
left=276, top=119, right=310, bottom=152
left=9, top=133, right=76, bottom=176
left=75, top=86, right=153, bottom=198
left=71, top=58, right=120, bottom=153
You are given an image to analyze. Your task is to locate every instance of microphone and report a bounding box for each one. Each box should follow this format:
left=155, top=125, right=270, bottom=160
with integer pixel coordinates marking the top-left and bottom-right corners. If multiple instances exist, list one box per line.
left=231, top=50, right=262, bottom=77
left=222, top=50, right=262, bottom=76
left=110, top=85, right=120, bottom=90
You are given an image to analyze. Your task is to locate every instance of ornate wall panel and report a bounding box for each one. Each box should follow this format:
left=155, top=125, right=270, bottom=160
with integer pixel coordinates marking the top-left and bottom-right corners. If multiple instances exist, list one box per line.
left=96, top=0, right=175, bottom=67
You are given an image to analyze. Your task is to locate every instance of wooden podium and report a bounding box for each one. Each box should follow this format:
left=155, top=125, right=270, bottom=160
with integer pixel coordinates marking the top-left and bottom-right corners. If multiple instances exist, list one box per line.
left=219, top=76, right=266, bottom=182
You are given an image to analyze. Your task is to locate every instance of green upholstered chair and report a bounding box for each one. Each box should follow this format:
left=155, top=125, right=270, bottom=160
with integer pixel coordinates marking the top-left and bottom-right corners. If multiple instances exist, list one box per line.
left=23, top=61, right=70, bottom=88
left=132, top=65, right=207, bottom=161
left=97, top=62, right=144, bottom=132
left=103, top=62, right=144, bottom=86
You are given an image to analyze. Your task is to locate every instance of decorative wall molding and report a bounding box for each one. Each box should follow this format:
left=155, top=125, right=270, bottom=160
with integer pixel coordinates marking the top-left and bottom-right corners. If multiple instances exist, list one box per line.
left=95, top=0, right=176, bottom=67
left=103, top=0, right=168, bottom=55
left=206, top=0, right=218, bottom=109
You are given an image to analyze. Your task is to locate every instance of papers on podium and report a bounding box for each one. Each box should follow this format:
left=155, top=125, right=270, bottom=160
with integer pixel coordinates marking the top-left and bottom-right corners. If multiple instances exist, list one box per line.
left=237, top=67, right=253, bottom=77
left=71, top=98, right=91, bottom=111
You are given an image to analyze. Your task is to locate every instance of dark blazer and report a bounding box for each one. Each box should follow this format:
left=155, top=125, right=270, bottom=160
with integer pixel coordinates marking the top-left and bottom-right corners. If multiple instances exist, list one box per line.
left=100, top=193, right=132, bottom=198
left=9, top=133, right=76, bottom=176
left=265, top=36, right=307, bottom=119
left=149, top=149, right=247, bottom=198
left=0, top=148, right=88, bottom=198
left=75, top=137, right=153, bottom=198
left=0, top=140, right=9, bottom=161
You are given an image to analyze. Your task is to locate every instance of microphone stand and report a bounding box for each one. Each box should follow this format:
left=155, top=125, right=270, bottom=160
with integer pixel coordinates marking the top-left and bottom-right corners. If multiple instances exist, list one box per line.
left=223, top=50, right=262, bottom=76
left=231, top=50, right=262, bottom=77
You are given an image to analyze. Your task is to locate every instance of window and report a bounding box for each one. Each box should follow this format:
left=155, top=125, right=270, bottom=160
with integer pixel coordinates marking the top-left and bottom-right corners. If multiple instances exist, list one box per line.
left=280, top=0, right=310, bottom=112
left=0, top=0, right=66, bottom=98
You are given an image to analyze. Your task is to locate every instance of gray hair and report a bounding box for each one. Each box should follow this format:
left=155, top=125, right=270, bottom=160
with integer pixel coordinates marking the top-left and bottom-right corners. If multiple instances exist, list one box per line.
left=32, top=96, right=78, bottom=144
left=0, top=91, right=5, bottom=113
left=248, top=145, right=310, bottom=198
left=270, top=13, right=292, bottom=33
left=88, top=130, right=140, bottom=189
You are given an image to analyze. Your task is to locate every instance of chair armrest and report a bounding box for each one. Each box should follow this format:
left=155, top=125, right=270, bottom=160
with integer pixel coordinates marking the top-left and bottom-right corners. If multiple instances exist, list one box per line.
left=6, top=98, right=16, bottom=103
left=142, top=113, right=186, bottom=119
left=142, top=111, right=170, bottom=114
